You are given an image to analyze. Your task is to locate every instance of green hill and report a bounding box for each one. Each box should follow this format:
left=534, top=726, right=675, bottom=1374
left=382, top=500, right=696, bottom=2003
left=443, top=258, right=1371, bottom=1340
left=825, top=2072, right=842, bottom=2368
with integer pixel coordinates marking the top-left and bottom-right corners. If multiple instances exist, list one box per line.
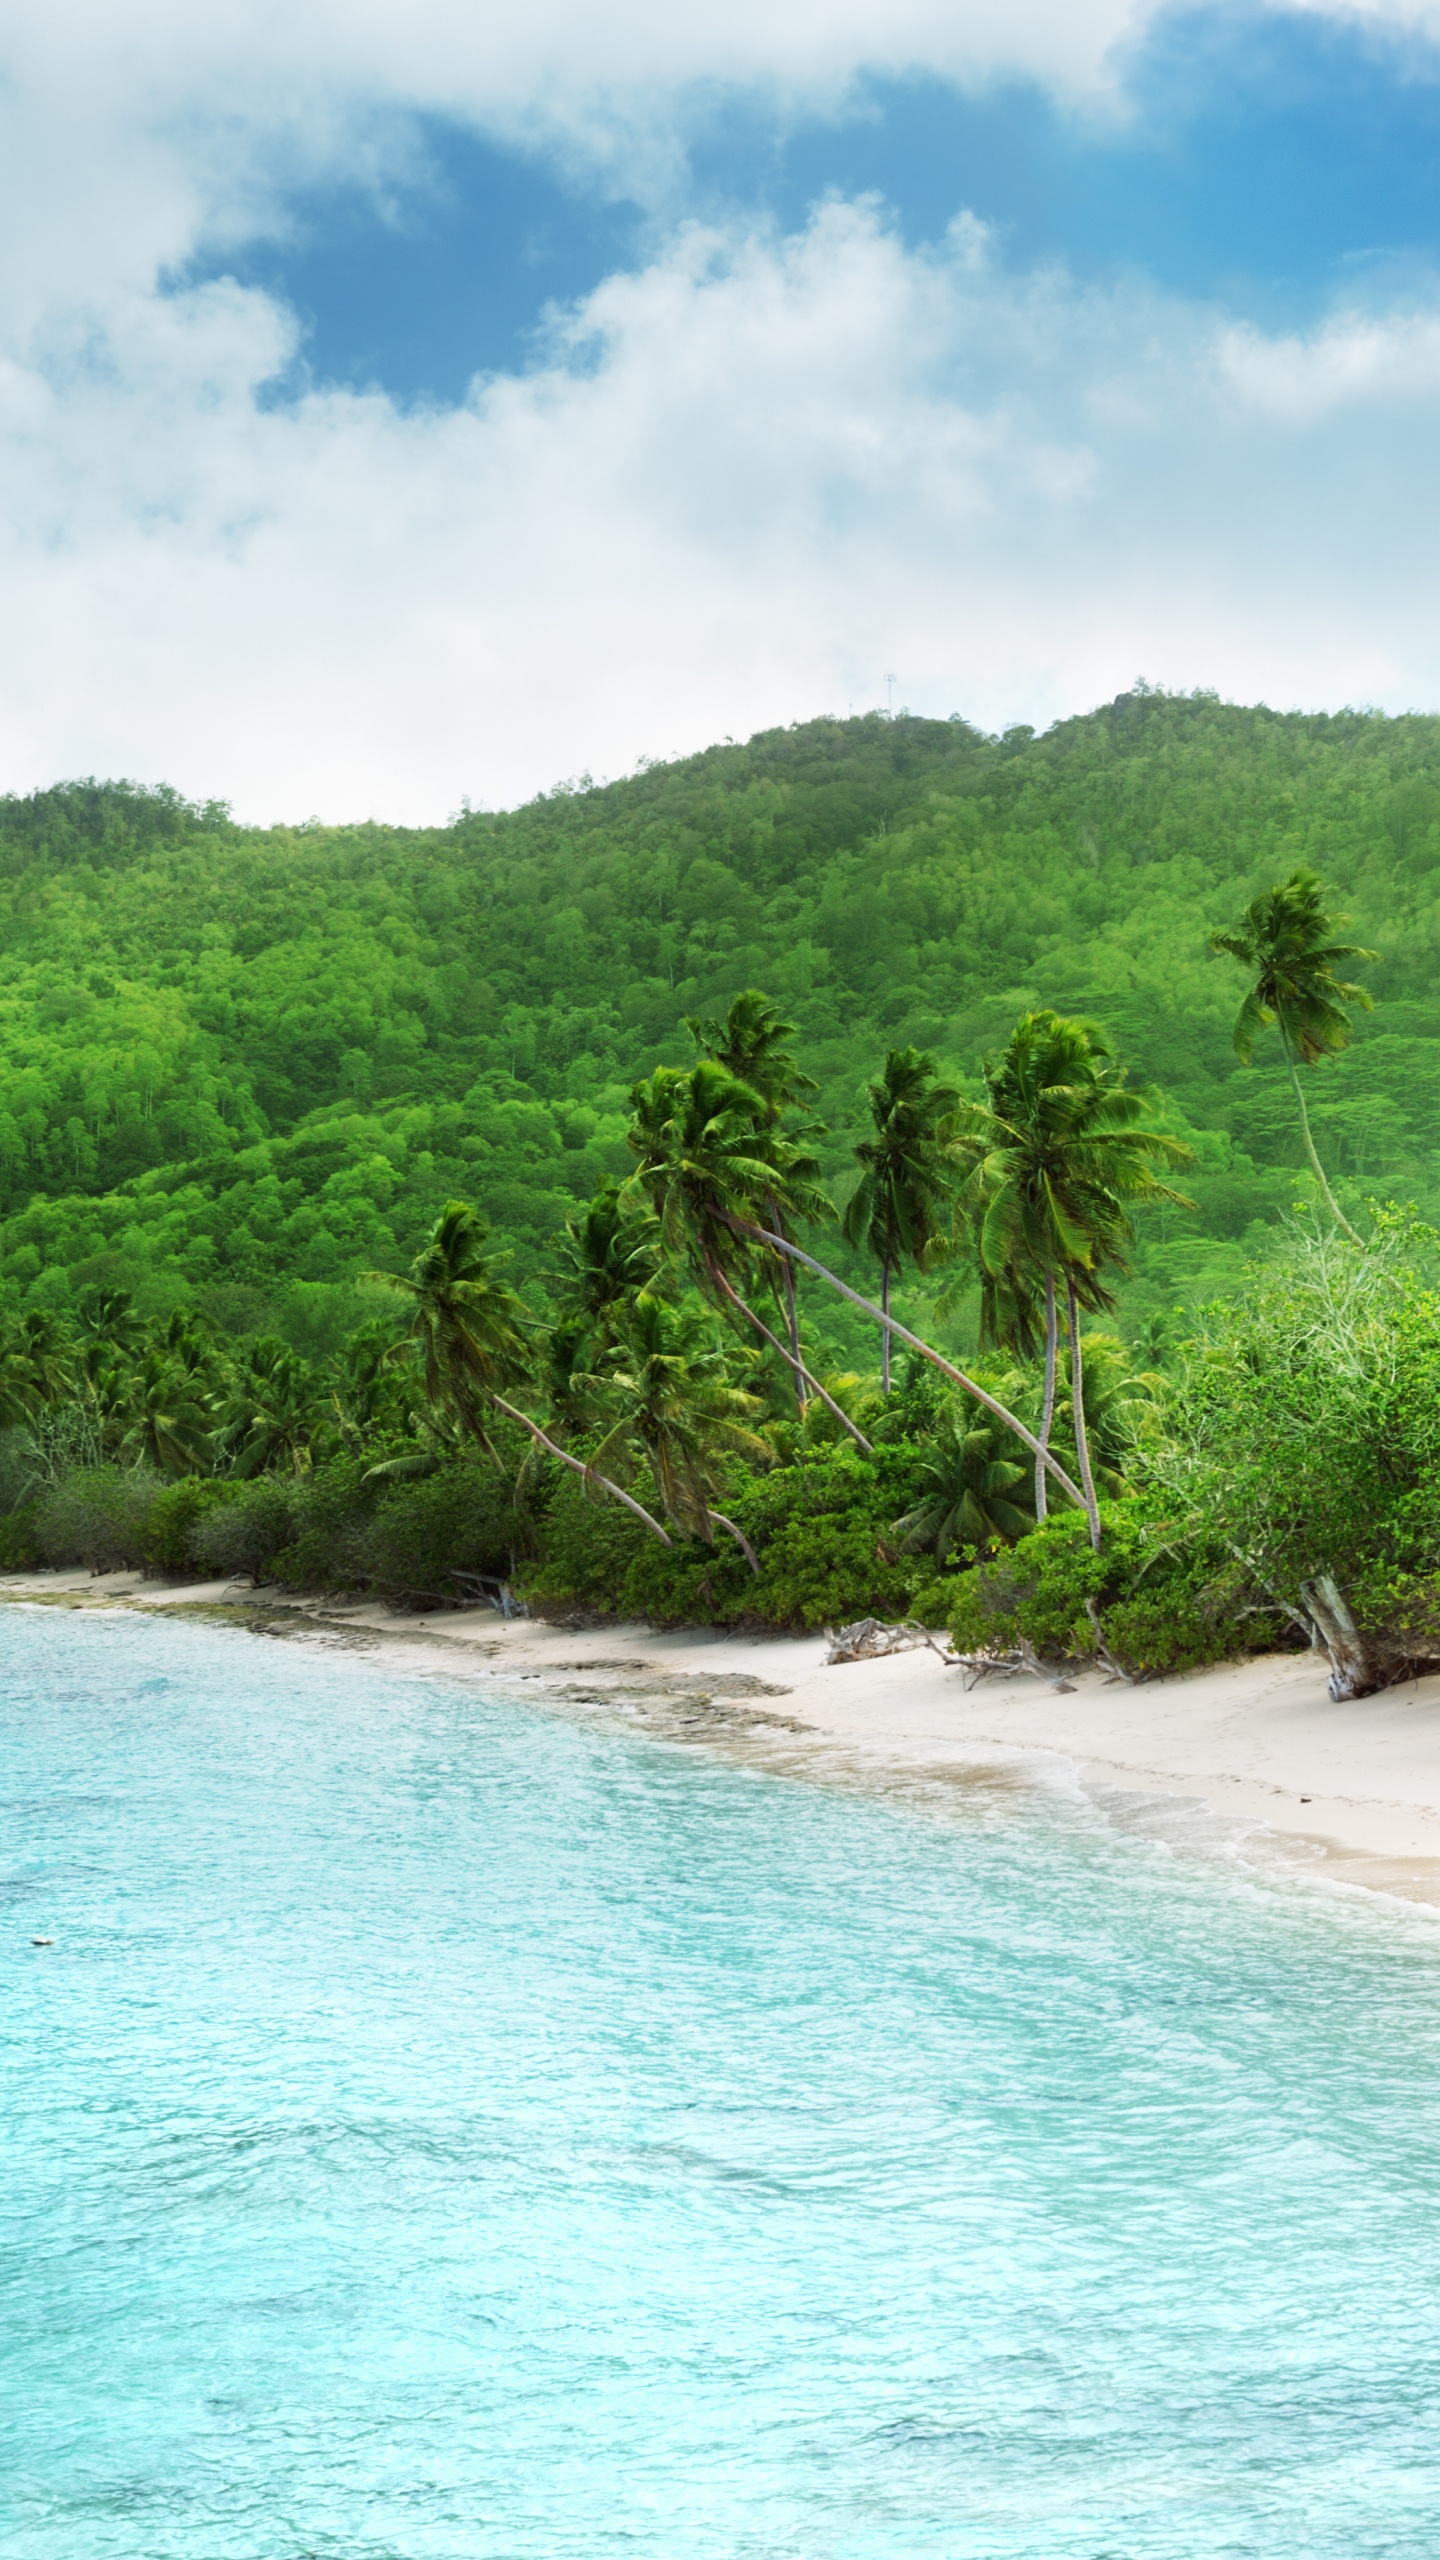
left=3, top=690, right=1438, bottom=1354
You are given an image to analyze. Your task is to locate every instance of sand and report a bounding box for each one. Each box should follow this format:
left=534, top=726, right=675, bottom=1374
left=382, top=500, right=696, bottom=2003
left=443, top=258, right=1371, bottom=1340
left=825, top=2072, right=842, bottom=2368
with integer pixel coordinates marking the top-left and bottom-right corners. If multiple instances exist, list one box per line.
left=10, top=1564, right=1440, bottom=1906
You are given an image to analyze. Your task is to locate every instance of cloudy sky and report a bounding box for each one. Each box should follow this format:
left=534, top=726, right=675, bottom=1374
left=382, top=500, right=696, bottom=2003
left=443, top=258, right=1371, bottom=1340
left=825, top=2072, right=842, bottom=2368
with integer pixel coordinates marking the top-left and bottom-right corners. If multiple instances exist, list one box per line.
left=7, top=0, right=1440, bottom=820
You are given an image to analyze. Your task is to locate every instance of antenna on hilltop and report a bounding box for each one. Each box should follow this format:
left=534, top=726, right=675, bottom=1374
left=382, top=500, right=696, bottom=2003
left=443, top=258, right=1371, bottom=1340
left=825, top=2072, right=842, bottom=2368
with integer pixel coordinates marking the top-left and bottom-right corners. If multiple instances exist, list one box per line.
left=884, top=672, right=896, bottom=718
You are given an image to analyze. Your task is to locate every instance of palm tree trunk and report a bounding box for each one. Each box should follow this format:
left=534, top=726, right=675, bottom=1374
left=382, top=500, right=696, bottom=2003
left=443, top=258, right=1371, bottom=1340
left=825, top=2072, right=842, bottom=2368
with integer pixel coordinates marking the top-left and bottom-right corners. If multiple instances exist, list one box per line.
left=1066, top=1277, right=1101, bottom=1553
left=489, top=1396, right=673, bottom=1545
left=742, top=1220, right=1086, bottom=1512
left=1280, top=1023, right=1362, bottom=1244
left=712, top=1512, right=760, bottom=1574
left=881, top=1258, right=892, bottom=1395
left=707, top=1259, right=874, bottom=1455
left=767, top=1190, right=807, bottom=1414
left=1035, top=1268, right=1058, bottom=1523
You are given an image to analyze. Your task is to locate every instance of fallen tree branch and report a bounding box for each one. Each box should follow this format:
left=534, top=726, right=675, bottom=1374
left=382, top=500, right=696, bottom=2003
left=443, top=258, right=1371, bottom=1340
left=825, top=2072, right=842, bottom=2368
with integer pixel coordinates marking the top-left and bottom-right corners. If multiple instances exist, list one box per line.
left=823, top=1617, right=950, bottom=1666
left=946, top=1640, right=1076, bottom=1694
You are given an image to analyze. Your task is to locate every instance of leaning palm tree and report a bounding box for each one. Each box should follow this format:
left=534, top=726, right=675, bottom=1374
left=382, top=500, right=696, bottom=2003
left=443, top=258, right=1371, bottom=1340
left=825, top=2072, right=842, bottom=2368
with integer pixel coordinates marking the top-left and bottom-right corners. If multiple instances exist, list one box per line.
left=842, top=1047, right=959, bottom=1393
left=1211, top=868, right=1376, bottom=1244
left=624, top=1060, right=871, bottom=1450
left=585, top=1291, right=769, bottom=1571
left=629, top=1063, right=1090, bottom=1515
left=366, top=1201, right=673, bottom=1546
left=688, top=990, right=819, bottom=1408
left=951, top=1011, right=1192, bottom=1539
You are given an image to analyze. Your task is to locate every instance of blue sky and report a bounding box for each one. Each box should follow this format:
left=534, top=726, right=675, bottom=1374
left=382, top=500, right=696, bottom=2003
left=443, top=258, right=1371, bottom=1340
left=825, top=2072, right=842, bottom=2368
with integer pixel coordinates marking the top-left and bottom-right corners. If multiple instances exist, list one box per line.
left=204, top=8, right=1440, bottom=399
left=6, top=0, right=1440, bottom=819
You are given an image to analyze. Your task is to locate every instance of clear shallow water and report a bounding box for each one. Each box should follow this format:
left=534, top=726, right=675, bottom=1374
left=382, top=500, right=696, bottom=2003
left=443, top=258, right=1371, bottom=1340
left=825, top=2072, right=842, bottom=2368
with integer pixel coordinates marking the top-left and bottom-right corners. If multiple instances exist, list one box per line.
left=4, top=1613, right=1440, bottom=2559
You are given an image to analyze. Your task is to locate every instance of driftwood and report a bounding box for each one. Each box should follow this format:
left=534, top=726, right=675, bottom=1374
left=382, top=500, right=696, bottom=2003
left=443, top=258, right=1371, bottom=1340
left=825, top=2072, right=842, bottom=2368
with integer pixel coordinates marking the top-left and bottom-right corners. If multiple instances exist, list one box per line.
left=1299, top=1573, right=1391, bottom=1700
left=946, top=1640, right=1076, bottom=1694
left=823, top=1618, right=950, bottom=1666
left=450, top=1571, right=528, bottom=1620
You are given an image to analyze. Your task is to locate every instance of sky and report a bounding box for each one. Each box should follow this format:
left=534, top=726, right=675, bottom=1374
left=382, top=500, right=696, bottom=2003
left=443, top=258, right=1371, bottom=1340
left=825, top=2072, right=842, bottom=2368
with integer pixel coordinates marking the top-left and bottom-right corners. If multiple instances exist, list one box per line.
left=8, top=2, right=1440, bottom=820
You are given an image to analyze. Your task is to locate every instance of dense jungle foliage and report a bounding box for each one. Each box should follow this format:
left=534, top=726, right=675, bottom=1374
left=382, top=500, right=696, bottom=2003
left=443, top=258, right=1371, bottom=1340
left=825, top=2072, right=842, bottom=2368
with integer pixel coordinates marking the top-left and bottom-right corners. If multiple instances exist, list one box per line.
left=5, top=687, right=1440, bottom=1677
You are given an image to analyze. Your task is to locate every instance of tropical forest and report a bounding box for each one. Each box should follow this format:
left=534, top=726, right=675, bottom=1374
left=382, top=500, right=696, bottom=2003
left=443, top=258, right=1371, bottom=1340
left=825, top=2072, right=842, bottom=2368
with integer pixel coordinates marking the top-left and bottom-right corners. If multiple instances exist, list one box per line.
left=5, top=688, right=1440, bottom=1690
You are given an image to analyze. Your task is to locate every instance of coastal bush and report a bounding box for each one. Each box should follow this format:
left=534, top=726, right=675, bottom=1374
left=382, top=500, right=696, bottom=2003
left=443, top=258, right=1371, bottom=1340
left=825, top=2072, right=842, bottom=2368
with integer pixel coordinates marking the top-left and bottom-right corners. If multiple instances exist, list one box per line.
left=1136, top=1220, right=1440, bottom=1645
left=519, top=1469, right=652, bottom=1618
left=142, top=1477, right=242, bottom=1576
left=576, top=1444, right=935, bottom=1631
left=190, top=1479, right=301, bottom=1583
left=947, top=1502, right=1257, bottom=1680
left=32, top=1466, right=161, bottom=1572
left=0, top=1501, right=41, bottom=1569
left=349, top=1462, right=530, bottom=1608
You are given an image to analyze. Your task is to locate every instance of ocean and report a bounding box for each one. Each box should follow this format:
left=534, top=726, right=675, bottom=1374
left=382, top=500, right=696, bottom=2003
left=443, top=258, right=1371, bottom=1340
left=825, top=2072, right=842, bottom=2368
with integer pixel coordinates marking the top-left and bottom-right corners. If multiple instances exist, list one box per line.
left=3, top=1603, right=1439, bottom=2557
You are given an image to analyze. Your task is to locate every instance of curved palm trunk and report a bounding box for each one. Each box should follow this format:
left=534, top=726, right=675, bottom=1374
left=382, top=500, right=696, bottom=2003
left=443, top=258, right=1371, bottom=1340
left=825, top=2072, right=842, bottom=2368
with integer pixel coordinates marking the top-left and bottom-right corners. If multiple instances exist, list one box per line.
left=1066, top=1276, right=1101, bottom=1553
left=767, top=1191, right=807, bottom=1415
left=706, top=1259, right=874, bottom=1456
left=1034, top=1269, right=1059, bottom=1523
left=1280, top=1022, right=1362, bottom=1244
left=490, top=1396, right=673, bottom=1545
left=712, top=1511, right=760, bottom=1574
left=881, top=1258, right=892, bottom=1396
left=741, top=1220, right=1086, bottom=1512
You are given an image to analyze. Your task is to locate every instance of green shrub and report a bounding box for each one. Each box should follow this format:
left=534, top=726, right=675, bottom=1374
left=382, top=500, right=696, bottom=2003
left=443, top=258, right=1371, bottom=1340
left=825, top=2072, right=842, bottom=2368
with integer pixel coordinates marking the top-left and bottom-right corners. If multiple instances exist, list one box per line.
left=949, top=1502, right=1255, bottom=1680
left=142, top=1477, right=242, bottom=1576
left=190, top=1478, right=301, bottom=1581
left=0, top=1501, right=41, bottom=1569
left=266, top=1460, right=377, bottom=1595
left=519, top=1469, right=653, bottom=1617
left=347, top=1462, right=529, bottom=1607
left=574, top=1443, right=937, bottom=1632
left=33, top=1467, right=162, bottom=1572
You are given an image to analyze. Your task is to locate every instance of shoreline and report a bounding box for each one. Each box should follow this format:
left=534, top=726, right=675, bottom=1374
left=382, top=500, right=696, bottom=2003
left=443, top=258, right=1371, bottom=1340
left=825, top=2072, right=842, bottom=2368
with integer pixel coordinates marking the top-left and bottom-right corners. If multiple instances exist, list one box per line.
left=11, top=1567, right=1440, bottom=1908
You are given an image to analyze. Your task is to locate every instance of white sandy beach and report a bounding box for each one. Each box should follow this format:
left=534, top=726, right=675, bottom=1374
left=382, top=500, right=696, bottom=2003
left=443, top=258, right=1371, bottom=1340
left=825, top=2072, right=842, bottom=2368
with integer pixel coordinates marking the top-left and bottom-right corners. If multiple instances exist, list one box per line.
left=11, top=1566, right=1440, bottom=1907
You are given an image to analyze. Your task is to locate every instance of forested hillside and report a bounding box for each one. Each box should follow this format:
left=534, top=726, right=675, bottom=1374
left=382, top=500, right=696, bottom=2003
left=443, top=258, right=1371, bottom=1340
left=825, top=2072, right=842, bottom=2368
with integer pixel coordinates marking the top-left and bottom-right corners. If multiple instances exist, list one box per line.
left=2, top=690, right=1438, bottom=1352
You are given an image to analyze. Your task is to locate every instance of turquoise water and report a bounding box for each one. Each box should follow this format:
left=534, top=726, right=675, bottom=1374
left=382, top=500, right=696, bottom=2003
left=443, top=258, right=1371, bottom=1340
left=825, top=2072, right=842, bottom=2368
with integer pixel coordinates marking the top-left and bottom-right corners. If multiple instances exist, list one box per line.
left=4, top=1614, right=1440, bottom=2557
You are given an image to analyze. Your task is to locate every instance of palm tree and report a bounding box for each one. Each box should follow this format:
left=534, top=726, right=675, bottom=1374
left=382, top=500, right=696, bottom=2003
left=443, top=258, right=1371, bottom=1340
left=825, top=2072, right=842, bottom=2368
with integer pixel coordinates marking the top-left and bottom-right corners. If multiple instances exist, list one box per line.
left=629, top=1049, right=1102, bottom=1519
left=120, top=1349, right=214, bottom=1475
left=585, top=1291, right=769, bottom=1570
left=624, top=1060, right=872, bottom=1450
left=688, top=990, right=819, bottom=1407
left=367, top=1201, right=673, bottom=1546
left=222, top=1338, right=318, bottom=1477
left=0, top=1312, right=67, bottom=1431
left=1210, top=869, right=1376, bottom=1244
left=364, top=1202, right=532, bottom=1448
left=842, top=1048, right=958, bottom=1393
left=952, top=1012, right=1192, bottom=1544
left=892, top=1390, right=1035, bottom=1563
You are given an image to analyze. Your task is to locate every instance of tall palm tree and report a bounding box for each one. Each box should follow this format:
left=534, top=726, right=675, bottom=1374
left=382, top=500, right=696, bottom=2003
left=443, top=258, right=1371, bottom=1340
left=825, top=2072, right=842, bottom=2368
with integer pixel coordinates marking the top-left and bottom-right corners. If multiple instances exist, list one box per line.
left=586, top=1291, right=769, bottom=1570
left=842, top=1047, right=958, bottom=1393
left=1211, top=868, right=1376, bottom=1244
left=688, top=990, right=819, bottom=1407
left=952, top=1012, right=1192, bottom=1544
left=624, top=1060, right=872, bottom=1450
left=367, top=1201, right=673, bottom=1546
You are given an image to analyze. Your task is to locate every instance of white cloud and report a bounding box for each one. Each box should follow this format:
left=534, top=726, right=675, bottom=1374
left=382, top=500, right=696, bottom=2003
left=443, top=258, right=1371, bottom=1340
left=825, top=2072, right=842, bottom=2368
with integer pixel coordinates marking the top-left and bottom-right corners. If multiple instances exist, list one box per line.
left=5, top=3, right=1440, bottom=818
left=1218, top=308, right=1440, bottom=417
left=3, top=201, right=1440, bottom=821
